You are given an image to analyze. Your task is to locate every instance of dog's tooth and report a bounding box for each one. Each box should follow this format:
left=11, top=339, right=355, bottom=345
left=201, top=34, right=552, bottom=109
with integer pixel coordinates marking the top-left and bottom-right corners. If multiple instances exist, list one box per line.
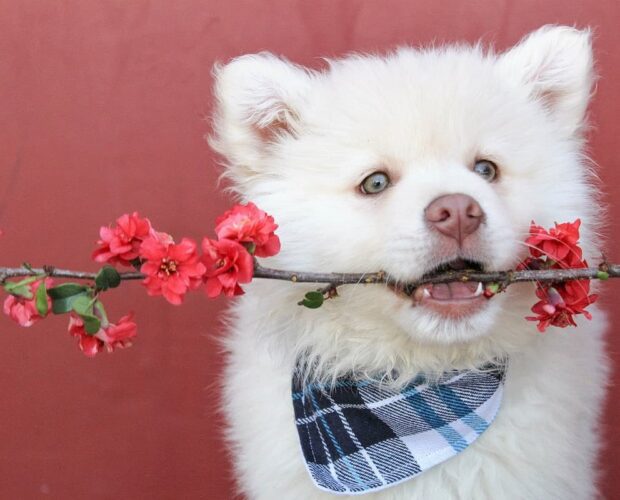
left=413, top=286, right=431, bottom=302
left=474, top=282, right=484, bottom=297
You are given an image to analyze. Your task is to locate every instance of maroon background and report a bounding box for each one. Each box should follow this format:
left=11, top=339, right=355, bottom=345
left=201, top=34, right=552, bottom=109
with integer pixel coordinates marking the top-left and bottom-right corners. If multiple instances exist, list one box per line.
left=1, top=1, right=619, bottom=498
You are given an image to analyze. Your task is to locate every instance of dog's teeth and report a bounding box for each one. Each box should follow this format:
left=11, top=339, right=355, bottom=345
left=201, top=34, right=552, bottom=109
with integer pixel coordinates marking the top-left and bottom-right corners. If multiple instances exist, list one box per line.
left=474, top=282, right=484, bottom=297
left=423, top=288, right=431, bottom=298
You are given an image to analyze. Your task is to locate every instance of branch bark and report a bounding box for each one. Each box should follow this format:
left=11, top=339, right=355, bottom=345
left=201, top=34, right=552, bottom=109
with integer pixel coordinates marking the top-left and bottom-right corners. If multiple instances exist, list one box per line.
left=0, top=263, right=618, bottom=289
left=0, top=266, right=143, bottom=282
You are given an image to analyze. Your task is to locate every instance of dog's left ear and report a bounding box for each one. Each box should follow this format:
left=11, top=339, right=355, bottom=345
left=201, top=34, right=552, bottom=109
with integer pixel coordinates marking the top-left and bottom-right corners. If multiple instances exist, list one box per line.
left=498, top=25, right=594, bottom=135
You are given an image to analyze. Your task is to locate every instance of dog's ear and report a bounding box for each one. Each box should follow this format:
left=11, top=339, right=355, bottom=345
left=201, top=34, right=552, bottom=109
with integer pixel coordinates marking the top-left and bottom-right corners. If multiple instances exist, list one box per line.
left=209, top=53, right=313, bottom=193
left=498, top=25, right=594, bottom=135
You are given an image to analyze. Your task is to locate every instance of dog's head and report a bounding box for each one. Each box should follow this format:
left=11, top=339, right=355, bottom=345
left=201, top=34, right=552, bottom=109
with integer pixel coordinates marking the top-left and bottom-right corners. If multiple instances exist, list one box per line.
left=210, top=26, right=599, bottom=346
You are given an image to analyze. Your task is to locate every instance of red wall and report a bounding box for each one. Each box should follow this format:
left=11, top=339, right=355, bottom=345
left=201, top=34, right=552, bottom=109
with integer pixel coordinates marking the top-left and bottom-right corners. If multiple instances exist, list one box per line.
left=1, top=1, right=619, bottom=498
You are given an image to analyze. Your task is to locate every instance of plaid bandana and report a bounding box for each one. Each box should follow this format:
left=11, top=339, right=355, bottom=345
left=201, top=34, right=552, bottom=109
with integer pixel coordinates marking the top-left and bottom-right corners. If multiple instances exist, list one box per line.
left=292, top=364, right=506, bottom=495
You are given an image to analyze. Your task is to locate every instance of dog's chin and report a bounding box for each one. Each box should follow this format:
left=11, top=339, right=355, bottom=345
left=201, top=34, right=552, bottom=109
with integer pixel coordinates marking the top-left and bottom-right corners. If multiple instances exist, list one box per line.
left=391, top=295, right=502, bottom=344
left=394, top=297, right=499, bottom=344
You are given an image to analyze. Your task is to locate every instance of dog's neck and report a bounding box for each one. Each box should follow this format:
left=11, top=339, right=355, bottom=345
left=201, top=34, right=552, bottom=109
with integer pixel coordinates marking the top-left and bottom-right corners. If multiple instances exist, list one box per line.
left=237, top=280, right=539, bottom=388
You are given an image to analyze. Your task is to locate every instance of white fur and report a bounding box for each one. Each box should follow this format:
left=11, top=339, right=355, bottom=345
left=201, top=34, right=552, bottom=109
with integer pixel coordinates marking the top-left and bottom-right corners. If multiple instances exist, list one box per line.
left=210, top=25, right=608, bottom=499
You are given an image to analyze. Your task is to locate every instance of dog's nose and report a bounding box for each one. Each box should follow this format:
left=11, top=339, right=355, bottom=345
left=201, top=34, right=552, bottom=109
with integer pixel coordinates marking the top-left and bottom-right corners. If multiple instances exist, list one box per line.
left=424, top=193, right=484, bottom=244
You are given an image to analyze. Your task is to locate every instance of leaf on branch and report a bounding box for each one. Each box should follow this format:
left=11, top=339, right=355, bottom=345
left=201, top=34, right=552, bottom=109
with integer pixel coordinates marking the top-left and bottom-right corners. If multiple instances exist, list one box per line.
left=95, top=265, right=121, bottom=291
left=35, top=281, right=48, bottom=316
left=4, top=283, right=32, bottom=299
left=71, top=295, right=101, bottom=334
left=49, top=283, right=90, bottom=314
left=301, top=291, right=324, bottom=309
left=129, top=258, right=143, bottom=271
left=81, top=315, right=101, bottom=335
left=51, top=292, right=89, bottom=315
left=486, top=283, right=500, bottom=294
left=3, top=276, right=42, bottom=298
left=242, top=242, right=256, bottom=255
left=94, top=299, right=109, bottom=328
left=48, top=283, right=89, bottom=299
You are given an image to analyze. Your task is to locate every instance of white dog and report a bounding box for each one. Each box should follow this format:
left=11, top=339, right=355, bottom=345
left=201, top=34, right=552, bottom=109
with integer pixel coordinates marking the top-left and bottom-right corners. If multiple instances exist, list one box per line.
left=210, top=25, right=608, bottom=499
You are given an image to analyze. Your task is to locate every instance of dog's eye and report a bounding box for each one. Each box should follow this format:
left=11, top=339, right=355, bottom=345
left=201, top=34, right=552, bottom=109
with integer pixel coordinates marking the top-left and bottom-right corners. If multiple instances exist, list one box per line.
left=360, top=172, right=390, bottom=194
left=473, top=160, right=498, bottom=182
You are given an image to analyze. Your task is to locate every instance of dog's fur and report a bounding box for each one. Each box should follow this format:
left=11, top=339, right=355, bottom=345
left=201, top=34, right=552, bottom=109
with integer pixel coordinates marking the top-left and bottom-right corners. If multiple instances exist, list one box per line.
left=210, top=26, right=609, bottom=499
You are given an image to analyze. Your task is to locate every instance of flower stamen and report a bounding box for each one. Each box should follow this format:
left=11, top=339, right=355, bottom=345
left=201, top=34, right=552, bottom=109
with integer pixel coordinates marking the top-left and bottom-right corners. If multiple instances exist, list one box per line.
left=159, top=258, right=178, bottom=276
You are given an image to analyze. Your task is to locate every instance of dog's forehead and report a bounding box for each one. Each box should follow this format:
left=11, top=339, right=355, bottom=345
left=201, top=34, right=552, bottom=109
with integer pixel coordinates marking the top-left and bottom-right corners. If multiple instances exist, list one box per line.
left=302, top=49, right=524, bottom=162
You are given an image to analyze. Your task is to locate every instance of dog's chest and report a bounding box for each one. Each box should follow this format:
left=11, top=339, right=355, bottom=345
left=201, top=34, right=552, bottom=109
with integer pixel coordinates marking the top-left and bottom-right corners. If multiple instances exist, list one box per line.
left=223, top=314, right=606, bottom=499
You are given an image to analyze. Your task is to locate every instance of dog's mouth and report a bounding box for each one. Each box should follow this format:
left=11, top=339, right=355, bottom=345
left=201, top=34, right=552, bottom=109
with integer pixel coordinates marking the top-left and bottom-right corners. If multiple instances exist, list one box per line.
left=393, top=258, right=490, bottom=317
left=422, top=258, right=485, bottom=279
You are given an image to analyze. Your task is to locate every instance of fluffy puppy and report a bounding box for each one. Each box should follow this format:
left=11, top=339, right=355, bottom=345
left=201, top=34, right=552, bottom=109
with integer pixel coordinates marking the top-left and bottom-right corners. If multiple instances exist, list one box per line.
left=210, top=25, right=608, bottom=499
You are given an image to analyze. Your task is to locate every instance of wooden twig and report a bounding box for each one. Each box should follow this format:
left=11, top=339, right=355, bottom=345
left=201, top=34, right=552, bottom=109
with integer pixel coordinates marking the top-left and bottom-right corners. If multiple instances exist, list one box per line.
left=0, top=266, right=143, bottom=283
left=0, top=263, right=618, bottom=289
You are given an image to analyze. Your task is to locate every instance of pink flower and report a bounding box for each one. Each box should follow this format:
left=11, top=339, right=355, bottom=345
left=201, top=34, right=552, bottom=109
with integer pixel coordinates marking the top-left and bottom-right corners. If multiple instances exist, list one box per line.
left=3, top=278, right=53, bottom=327
left=520, top=219, right=598, bottom=332
left=139, top=236, right=206, bottom=305
left=526, top=219, right=583, bottom=267
left=69, top=313, right=137, bottom=357
left=102, top=314, right=138, bottom=349
left=93, top=212, right=152, bottom=266
left=215, top=202, right=281, bottom=258
left=526, top=280, right=598, bottom=332
left=68, top=315, right=100, bottom=357
left=201, top=238, right=254, bottom=297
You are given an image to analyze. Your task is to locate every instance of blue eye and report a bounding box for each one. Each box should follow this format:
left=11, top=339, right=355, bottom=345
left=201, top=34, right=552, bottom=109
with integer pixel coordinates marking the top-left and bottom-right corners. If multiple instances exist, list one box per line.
left=473, top=160, right=498, bottom=182
left=360, top=172, right=390, bottom=194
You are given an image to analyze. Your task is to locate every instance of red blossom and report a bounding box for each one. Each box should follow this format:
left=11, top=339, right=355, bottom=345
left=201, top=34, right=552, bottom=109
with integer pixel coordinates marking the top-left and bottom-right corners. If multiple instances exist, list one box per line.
left=201, top=238, right=254, bottom=298
left=69, top=313, right=137, bottom=357
left=520, top=218, right=598, bottom=332
left=215, top=202, right=281, bottom=257
left=526, top=280, right=598, bottom=332
left=526, top=219, right=583, bottom=267
left=139, top=236, right=206, bottom=305
left=3, top=278, right=53, bottom=327
left=99, top=313, right=137, bottom=351
left=93, top=212, right=153, bottom=266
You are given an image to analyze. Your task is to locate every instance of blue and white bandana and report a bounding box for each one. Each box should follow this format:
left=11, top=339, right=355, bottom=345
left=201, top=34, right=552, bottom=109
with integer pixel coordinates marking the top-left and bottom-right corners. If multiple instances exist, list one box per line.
left=292, top=364, right=506, bottom=495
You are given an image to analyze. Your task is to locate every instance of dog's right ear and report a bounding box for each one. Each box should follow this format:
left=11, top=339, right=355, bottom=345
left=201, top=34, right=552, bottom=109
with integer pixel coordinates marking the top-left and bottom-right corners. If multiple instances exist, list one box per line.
left=209, top=53, right=313, bottom=192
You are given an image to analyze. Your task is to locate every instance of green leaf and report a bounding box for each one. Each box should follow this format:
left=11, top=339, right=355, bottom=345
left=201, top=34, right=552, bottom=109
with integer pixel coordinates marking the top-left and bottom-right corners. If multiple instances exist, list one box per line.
left=51, top=291, right=89, bottom=314
left=81, top=315, right=101, bottom=334
left=94, top=300, right=109, bottom=328
left=242, top=242, right=256, bottom=255
left=71, top=295, right=101, bottom=334
left=597, top=271, right=610, bottom=281
left=95, top=265, right=121, bottom=291
left=50, top=284, right=92, bottom=315
left=48, top=283, right=88, bottom=300
left=71, top=295, right=94, bottom=315
left=3, top=283, right=32, bottom=299
left=129, top=258, right=142, bottom=271
left=301, top=291, right=324, bottom=309
left=35, top=281, right=49, bottom=316
left=486, top=283, right=500, bottom=295
left=3, top=276, right=42, bottom=298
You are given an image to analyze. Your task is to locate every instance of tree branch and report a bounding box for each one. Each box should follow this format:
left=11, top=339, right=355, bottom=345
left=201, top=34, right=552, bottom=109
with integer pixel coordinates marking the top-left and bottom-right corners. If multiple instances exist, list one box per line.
left=1, top=262, right=618, bottom=290
left=0, top=266, right=143, bottom=283
left=253, top=262, right=620, bottom=291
